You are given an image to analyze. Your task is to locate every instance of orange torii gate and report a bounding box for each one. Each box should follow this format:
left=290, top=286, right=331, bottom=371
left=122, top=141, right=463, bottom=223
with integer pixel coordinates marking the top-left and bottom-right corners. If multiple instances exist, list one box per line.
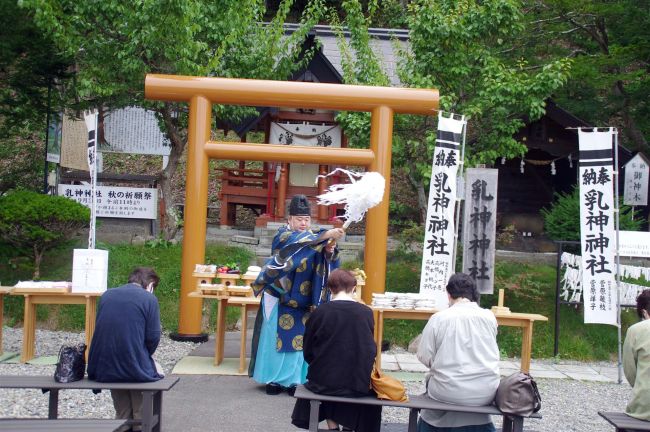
left=145, top=74, right=439, bottom=338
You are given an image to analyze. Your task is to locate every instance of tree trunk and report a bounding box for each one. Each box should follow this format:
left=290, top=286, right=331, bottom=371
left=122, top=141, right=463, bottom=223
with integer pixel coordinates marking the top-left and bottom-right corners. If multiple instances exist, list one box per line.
left=613, top=81, right=650, bottom=154
left=406, top=166, right=428, bottom=224
left=158, top=103, right=187, bottom=241
left=33, top=245, right=44, bottom=280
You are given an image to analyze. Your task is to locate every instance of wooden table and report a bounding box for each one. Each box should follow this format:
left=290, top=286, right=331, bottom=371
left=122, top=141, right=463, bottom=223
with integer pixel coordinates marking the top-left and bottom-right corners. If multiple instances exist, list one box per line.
left=10, top=290, right=100, bottom=362
left=371, top=307, right=548, bottom=373
left=189, top=292, right=260, bottom=373
left=0, top=286, right=12, bottom=355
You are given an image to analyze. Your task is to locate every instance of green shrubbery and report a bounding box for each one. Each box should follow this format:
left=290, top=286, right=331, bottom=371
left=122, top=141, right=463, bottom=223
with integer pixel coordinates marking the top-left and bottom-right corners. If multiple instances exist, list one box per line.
left=0, top=190, right=89, bottom=278
left=541, top=185, right=642, bottom=241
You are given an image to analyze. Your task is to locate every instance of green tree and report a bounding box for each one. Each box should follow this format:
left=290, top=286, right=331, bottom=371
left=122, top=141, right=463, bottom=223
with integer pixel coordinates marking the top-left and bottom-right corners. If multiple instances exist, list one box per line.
left=521, top=0, right=649, bottom=155
left=334, top=0, right=571, bottom=221
left=0, top=190, right=90, bottom=278
left=0, top=0, right=72, bottom=193
left=541, top=185, right=642, bottom=241
left=21, top=0, right=323, bottom=239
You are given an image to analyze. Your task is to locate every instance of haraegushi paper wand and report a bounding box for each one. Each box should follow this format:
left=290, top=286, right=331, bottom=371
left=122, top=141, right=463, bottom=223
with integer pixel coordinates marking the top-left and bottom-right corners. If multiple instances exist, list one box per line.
left=316, top=169, right=386, bottom=229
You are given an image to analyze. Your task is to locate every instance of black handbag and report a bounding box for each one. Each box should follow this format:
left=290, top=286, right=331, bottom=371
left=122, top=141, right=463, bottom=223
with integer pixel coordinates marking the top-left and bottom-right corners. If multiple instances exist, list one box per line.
left=54, top=343, right=87, bottom=383
left=494, top=372, right=542, bottom=416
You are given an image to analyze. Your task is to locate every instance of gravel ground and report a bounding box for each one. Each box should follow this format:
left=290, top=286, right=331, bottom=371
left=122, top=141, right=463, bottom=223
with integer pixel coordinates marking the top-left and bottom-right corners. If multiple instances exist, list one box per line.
left=0, top=327, right=634, bottom=431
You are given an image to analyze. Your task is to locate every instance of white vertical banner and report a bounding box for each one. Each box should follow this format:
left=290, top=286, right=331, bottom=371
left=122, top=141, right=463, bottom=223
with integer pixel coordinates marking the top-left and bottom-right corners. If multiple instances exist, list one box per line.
left=461, top=168, right=498, bottom=294
left=419, top=113, right=466, bottom=308
left=84, top=110, right=99, bottom=249
left=578, top=128, right=617, bottom=325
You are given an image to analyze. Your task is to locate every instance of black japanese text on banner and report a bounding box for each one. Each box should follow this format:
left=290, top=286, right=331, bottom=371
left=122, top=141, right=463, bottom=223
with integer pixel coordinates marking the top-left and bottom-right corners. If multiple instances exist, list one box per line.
left=419, top=114, right=466, bottom=308
left=461, top=168, right=498, bottom=294
left=578, top=128, right=617, bottom=325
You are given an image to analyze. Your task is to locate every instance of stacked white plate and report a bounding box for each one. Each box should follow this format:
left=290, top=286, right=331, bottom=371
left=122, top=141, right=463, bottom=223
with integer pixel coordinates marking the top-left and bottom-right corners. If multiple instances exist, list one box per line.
left=371, top=293, right=395, bottom=308
left=394, top=294, right=416, bottom=309
left=414, top=297, right=436, bottom=310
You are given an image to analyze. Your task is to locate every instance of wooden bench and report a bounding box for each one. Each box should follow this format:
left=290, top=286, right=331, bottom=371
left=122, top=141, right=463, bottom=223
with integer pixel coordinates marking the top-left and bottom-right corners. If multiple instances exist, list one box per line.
left=0, top=418, right=127, bottom=431
left=599, top=411, right=650, bottom=431
left=294, top=385, right=541, bottom=432
left=0, top=376, right=179, bottom=432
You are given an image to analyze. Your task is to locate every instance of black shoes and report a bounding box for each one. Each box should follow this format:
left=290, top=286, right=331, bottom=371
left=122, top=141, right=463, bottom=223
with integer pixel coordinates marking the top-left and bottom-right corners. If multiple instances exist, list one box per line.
left=265, top=382, right=283, bottom=395
left=264, top=382, right=297, bottom=396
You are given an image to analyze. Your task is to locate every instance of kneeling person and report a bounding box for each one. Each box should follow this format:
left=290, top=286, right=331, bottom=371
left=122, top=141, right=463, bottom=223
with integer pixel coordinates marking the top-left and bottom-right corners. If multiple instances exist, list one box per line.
left=88, top=267, right=163, bottom=432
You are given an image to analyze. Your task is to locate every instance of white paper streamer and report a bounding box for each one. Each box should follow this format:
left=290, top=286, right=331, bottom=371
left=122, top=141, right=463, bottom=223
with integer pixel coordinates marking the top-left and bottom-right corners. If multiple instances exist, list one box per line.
left=316, top=169, right=385, bottom=229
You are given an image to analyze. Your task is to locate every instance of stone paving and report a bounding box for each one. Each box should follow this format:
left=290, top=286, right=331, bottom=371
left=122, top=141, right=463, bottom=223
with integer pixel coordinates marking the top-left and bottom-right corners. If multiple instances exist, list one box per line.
left=381, top=352, right=624, bottom=383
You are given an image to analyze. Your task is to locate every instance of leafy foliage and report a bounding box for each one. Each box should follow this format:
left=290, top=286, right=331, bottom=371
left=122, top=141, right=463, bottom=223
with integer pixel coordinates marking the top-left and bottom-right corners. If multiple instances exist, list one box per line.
left=541, top=185, right=642, bottom=241
left=0, top=0, right=73, bottom=194
left=0, top=190, right=89, bottom=278
left=21, top=0, right=324, bottom=238
left=521, top=0, right=650, bottom=155
left=334, top=0, right=572, bottom=220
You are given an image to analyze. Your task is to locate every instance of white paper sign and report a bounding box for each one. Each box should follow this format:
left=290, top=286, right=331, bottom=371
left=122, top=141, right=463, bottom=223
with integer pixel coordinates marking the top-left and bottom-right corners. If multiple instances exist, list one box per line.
left=623, top=153, right=649, bottom=206
left=59, top=184, right=158, bottom=219
left=578, top=128, right=617, bottom=325
left=618, top=230, right=650, bottom=258
left=419, top=114, right=466, bottom=307
left=72, top=249, right=109, bottom=293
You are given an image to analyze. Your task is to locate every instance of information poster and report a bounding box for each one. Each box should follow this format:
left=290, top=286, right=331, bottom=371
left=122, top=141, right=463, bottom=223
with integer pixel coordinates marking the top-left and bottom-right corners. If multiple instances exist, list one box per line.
left=72, top=249, right=109, bottom=293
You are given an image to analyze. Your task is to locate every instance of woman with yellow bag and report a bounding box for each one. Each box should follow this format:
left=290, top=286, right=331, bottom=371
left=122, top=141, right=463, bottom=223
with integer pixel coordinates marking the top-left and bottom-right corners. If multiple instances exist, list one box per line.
left=291, top=269, right=382, bottom=431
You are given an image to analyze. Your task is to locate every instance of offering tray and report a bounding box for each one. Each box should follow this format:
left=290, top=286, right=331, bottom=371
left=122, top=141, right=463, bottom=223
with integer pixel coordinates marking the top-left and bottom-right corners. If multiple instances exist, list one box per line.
left=198, top=283, right=226, bottom=295
left=226, top=285, right=253, bottom=297
left=13, top=281, right=71, bottom=294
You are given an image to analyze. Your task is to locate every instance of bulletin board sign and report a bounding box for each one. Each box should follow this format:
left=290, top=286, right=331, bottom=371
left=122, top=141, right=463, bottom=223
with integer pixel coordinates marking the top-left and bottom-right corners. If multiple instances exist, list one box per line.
left=72, top=248, right=109, bottom=293
left=59, top=184, right=157, bottom=219
left=618, top=230, right=650, bottom=258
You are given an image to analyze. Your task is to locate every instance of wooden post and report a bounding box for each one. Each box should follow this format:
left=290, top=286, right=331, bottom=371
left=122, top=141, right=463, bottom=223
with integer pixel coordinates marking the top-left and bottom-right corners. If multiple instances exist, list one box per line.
left=317, top=165, right=328, bottom=221
left=276, top=163, right=288, bottom=219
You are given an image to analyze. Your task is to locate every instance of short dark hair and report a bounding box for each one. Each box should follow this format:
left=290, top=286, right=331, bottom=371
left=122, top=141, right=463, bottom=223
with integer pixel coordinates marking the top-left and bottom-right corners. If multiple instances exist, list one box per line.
left=446, top=273, right=478, bottom=302
left=128, top=267, right=160, bottom=290
left=636, top=289, right=650, bottom=320
left=327, top=269, right=357, bottom=295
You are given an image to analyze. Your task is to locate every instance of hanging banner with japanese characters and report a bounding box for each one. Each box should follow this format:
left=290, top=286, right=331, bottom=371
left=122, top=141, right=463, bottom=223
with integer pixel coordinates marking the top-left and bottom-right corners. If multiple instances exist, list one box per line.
left=461, top=168, right=498, bottom=294
left=46, top=113, right=62, bottom=163
left=61, top=114, right=89, bottom=171
left=578, top=128, right=617, bottom=325
left=623, top=153, right=649, bottom=206
left=58, top=184, right=157, bottom=219
left=419, top=114, right=466, bottom=307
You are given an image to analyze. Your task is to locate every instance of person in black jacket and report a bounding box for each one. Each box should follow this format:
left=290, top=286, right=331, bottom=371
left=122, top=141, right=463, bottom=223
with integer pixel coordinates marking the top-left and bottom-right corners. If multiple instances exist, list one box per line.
left=87, top=267, right=162, bottom=432
left=292, top=269, right=381, bottom=431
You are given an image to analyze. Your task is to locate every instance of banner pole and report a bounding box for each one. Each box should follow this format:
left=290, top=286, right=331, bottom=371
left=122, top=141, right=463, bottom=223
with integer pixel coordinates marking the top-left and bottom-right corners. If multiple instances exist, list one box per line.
left=613, top=128, right=623, bottom=384
left=452, top=114, right=467, bottom=272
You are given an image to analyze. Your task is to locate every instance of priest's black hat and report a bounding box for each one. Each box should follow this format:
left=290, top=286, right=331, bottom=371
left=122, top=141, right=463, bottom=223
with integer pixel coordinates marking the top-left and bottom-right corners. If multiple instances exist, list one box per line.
left=289, top=195, right=311, bottom=216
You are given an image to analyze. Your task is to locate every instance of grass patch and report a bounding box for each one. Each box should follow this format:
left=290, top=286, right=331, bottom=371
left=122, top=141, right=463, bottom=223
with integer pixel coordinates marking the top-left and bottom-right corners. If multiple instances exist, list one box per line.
left=1, top=242, right=639, bottom=361
left=0, top=241, right=253, bottom=332
left=346, top=253, right=637, bottom=361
